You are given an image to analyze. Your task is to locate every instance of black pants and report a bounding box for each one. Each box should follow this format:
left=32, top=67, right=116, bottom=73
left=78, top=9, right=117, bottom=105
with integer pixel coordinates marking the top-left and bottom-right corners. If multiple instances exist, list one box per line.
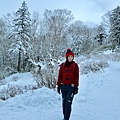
left=61, top=84, right=75, bottom=120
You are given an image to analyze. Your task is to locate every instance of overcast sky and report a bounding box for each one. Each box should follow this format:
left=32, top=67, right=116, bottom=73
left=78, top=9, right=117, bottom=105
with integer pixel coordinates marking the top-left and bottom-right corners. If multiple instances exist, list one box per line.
left=0, top=0, right=120, bottom=24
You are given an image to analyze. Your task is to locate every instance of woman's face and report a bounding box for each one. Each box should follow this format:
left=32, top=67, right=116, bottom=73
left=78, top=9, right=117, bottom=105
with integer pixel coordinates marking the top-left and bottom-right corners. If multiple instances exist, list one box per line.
left=68, top=55, right=74, bottom=62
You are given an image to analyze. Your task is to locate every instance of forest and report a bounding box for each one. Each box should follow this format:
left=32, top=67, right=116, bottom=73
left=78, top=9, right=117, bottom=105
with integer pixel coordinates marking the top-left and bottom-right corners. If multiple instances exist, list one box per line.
left=0, top=1, right=120, bottom=82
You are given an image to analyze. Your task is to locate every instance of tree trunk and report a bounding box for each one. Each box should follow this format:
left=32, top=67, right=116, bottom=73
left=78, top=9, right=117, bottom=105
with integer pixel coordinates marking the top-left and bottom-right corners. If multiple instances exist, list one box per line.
left=17, top=48, right=21, bottom=72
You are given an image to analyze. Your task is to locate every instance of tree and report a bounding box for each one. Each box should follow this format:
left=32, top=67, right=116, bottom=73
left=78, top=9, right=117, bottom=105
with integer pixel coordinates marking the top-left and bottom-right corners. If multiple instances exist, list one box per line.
left=43, top=9, right=74, bottom=59
left=68, top=21, right=83, bottom=55
left=0, top=19, right=6, bottom=79
left=94, top=25, right=107, bottom=46
left=101, top=11, right=111, bottom=34
left=68, top=20, right=93, bottom=55
left=9, top=1, right=32, bottom=72
left=110, top=6, right=120, bottom=51
left=30, top=12, right=42, bottom=62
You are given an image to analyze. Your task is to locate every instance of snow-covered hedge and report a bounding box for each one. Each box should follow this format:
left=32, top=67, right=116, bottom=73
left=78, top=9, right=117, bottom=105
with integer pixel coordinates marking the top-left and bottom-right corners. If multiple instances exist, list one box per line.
left=76, top=51, right=120, bottom=75
left=80, top=60, right=109, bottom=74
left=0, top=84, right=39, bottom=100
left=31, top=60, right=59, bottom=89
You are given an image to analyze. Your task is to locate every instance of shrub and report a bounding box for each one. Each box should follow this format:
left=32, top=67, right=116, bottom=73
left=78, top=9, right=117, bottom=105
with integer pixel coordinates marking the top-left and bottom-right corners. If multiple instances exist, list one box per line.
left=31, top=64, right=58, bottom=89
left=80, top=60, right=109, bottom=74
left=0, top=84, right=40, bottom=101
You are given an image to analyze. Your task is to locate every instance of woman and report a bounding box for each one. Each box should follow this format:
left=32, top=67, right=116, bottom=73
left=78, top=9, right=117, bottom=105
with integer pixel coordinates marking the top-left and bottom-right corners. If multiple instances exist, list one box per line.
left=57, top=48, right=79, bottom=120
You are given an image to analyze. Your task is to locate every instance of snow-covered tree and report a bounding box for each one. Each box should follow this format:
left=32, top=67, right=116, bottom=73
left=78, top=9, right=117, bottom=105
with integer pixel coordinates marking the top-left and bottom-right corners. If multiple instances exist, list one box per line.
left=94, top=25, right=107, bottom=46
left=30, top=12, right=45, bottom=63
left=68, top=20, right=93, bottom=55
left=0, top=19, right=6, bottom=79
left=43, top=9, right=74, bottom=59
left=0, top=16, right=14, bottom=79
left=9, top=1, right=32, bottom=72
left=110, top=6, right=120, bottom=51
left=101, top=11, right=111, bottom=34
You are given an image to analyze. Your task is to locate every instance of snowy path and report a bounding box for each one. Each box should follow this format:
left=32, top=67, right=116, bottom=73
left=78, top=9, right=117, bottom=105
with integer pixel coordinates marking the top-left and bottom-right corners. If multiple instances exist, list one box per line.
left=0, top=62, right=120, bottom=120
left=71, top=62, right=120, bottom=120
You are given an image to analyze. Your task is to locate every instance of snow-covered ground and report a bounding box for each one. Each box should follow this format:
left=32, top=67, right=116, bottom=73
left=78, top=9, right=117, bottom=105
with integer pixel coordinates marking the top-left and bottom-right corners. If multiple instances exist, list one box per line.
left=0, top=61, right=120, bottom=120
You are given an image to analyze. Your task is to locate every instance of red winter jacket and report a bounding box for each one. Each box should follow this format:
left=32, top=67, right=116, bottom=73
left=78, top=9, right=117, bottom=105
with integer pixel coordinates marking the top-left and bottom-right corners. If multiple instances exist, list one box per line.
left=57, top=61, right=79, bottom=87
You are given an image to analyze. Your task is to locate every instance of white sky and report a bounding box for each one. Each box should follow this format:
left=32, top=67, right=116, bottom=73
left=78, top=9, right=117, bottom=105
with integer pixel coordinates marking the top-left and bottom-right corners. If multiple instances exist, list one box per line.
left=0, top=0, right=120, bottom=24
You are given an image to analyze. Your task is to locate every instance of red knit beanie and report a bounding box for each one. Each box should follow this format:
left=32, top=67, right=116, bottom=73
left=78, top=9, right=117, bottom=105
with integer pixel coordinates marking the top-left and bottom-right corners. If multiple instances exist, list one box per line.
left=65, top=48, right=74, bottom=58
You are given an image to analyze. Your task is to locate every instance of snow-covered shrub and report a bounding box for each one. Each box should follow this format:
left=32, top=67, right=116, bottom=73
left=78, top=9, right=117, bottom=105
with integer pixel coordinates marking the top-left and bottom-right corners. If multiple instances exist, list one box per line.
left=80, top=60, right=109, bottom=74
left=0, top=83, right=40, bottom=100
left=12, top=76, right=19, bottom=81
left=3, top=67, right=17, bottom=78
left=0, top=84, right=24, bottom=100
left=92, top=52, right=120, bottom=62
left=32, top=68, right=57, bottom=89
left=110, top=53, right=120, bottom=61
left=0, top=88, right=9, bottom=100
left=45, top=68, right=57, bottom=89
left=31, top=59, right=59, bottom=89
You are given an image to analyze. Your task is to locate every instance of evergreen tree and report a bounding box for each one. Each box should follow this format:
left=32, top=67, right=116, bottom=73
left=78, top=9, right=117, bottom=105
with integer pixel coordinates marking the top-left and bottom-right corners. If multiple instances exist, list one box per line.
left=71, top=35, right=83, bottom=55
left=9, top=1, right=32, bottom=72
left=94, top=25, right=107, bottom=46
left=110, top=6, right=120, bottom=50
